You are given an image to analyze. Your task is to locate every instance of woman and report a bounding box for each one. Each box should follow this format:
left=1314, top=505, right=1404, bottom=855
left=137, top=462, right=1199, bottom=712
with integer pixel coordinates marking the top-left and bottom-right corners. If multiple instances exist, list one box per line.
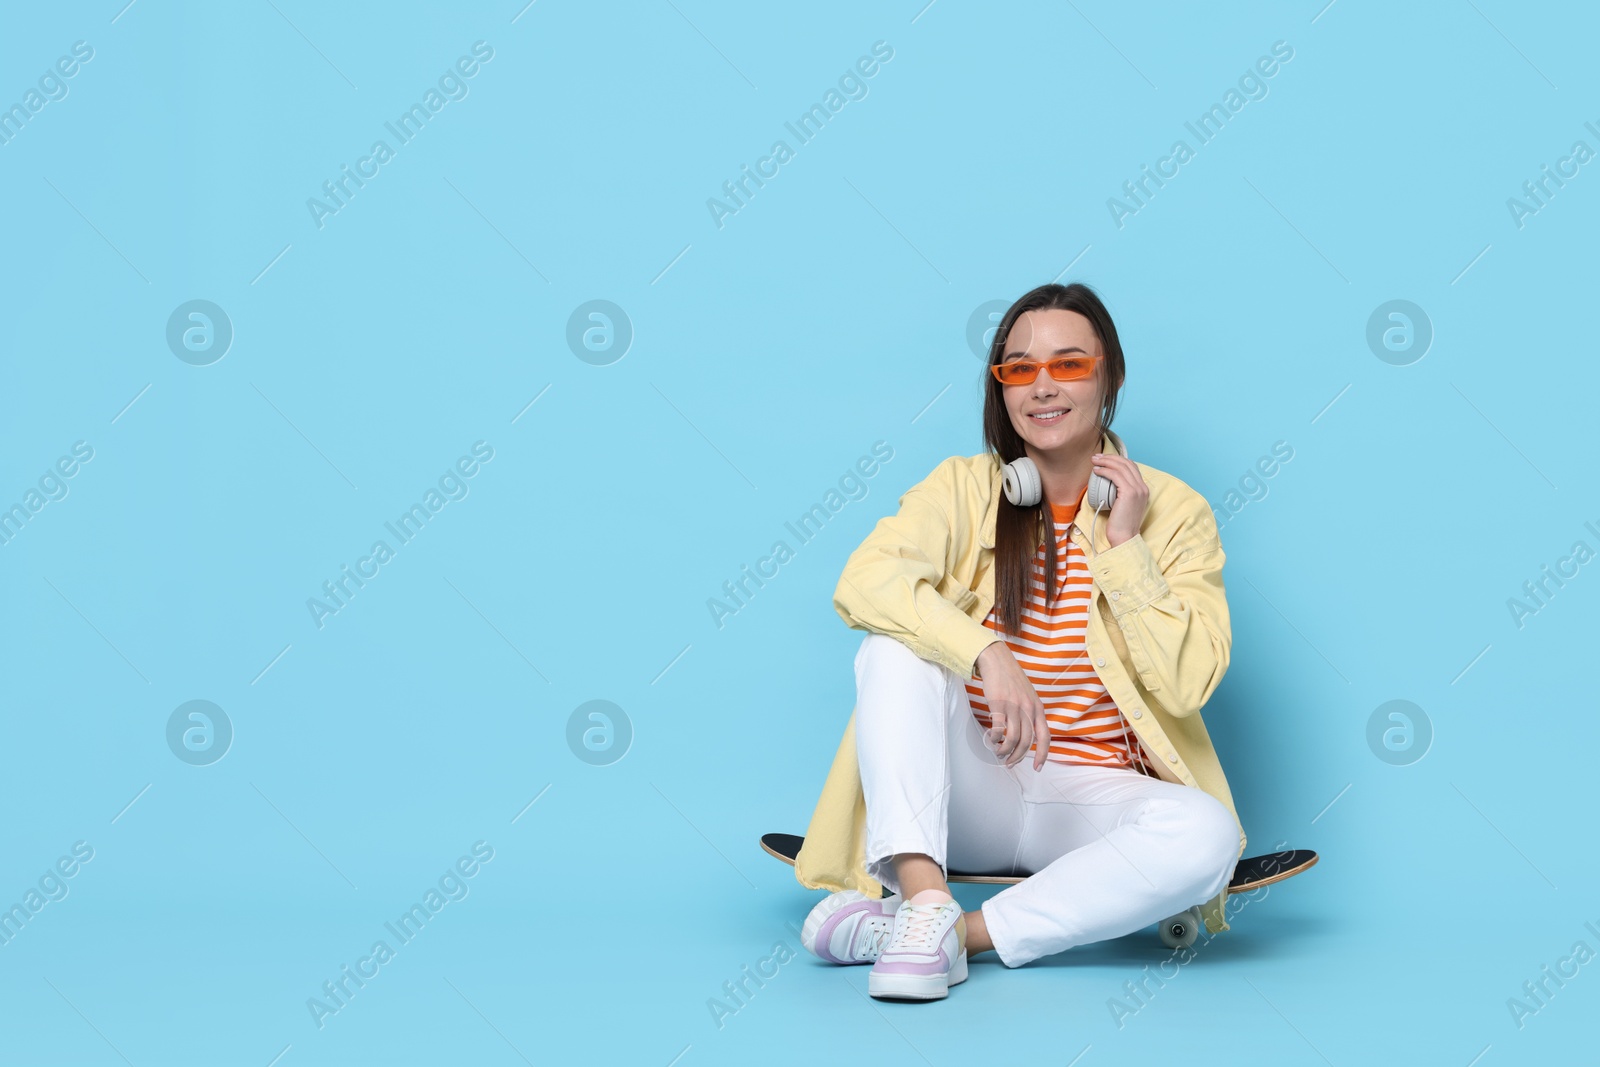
left=793, top=282, right=1246, bottom=1001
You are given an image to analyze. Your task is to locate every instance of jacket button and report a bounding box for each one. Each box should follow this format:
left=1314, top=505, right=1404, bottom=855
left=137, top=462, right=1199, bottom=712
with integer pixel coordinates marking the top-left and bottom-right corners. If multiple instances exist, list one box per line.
left=1130, top=709, right=1142, bottom=719
left=1111, top=591, right=1121, bottom=600
left=1166, top=752, right=1178, bottom=763
left=1095, top=658, right=1105, bottom=667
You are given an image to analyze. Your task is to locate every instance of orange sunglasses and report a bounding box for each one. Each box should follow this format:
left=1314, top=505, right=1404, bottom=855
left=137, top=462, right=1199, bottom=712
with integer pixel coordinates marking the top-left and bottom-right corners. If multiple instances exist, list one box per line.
left=990, top=354, right=1102, bottom=386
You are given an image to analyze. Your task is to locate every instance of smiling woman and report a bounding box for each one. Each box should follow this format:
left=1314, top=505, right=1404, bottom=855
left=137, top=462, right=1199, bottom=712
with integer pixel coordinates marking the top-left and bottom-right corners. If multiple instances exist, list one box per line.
left=795, top=281, right=1248, bottom=1000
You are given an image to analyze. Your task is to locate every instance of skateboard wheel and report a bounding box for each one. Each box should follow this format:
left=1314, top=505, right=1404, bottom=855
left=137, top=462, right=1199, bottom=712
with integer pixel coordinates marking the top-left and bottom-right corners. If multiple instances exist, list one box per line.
left=1157, top=907, right=1202, bottom=950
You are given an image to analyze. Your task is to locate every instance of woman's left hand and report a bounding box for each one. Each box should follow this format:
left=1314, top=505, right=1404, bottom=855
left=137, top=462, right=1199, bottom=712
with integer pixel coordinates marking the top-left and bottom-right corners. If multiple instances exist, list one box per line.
left=1091, top=453, right=1150, bottom=548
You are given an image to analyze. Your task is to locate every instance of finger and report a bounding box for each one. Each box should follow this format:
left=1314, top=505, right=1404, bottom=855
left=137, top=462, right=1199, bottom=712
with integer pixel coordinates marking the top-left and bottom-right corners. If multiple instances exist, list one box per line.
left=1120, top=460, right=1148, bottom=496
left=1099, top=455, right=1149, bottom=496
left=1089, top=459, right=1127, bottom=490
left=1090, top=454, right=1132, bottom=481
left=1032, top=711, right=1052, bottom=770
left=992, top=710, right=1017, bottom=758
left=1008, top=711, right=1034, bottom=768
left=993, top=712, right=1016, bottom=760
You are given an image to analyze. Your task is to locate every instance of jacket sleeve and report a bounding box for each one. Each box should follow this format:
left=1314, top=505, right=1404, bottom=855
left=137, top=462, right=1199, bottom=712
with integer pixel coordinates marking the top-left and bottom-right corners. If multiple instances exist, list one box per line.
left=832, top=459, right=999, bottom=679
left=1087, top=503, right=1230, bottom=719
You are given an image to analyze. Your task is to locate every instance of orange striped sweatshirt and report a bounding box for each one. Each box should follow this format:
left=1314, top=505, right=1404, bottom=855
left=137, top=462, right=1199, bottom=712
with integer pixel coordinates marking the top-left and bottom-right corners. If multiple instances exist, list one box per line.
left=965, top=488, right=1153, bottom=770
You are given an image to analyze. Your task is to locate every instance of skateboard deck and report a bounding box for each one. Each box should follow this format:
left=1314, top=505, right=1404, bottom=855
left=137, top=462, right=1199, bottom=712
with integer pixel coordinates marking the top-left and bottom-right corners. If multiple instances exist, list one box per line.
left=760, top=832, right=1317, bottom=895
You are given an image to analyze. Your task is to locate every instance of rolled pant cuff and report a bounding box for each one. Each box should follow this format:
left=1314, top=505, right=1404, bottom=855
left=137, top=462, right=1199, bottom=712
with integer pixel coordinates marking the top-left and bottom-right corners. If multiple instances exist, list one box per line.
left=979, top=898, right=1030, bottom=968
left=866, top=838, right=948, bottom=892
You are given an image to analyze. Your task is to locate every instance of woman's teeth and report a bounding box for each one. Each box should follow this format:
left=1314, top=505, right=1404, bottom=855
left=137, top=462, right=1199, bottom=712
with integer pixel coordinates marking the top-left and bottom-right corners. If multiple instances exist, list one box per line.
left=1030, top=410, right=1066, bottom=422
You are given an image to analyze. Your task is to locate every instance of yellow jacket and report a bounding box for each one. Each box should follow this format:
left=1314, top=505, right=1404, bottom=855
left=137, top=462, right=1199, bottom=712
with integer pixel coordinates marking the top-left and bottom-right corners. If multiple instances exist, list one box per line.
left=794, top=429, right=1247, bottom=936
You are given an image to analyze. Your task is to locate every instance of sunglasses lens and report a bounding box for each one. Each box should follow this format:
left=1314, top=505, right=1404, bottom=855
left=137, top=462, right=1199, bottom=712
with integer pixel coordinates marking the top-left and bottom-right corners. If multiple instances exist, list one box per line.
left=1050, top=357, right=1095, bottom=380
left=995, top=362, right=1037, bottom=385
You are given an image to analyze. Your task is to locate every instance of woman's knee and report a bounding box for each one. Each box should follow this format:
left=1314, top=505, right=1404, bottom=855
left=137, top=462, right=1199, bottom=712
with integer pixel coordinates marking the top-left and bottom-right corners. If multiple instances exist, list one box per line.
left=1179, top=791, right=1240, bottom=883
left=1141, top=788, right=1237, bottom=882
left=857, top=631, right=925, bottom=670
left=854, top=633, right=949, bottom=695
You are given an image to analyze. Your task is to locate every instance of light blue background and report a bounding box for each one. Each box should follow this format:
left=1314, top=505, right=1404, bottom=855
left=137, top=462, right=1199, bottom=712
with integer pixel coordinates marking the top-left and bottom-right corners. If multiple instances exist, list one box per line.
left=2, top=1, right=1596, bottom=1064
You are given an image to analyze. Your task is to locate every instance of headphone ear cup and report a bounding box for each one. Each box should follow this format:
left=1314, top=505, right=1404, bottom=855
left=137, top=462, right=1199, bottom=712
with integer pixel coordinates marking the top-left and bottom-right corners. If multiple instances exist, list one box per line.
left=1001, top=456, right=1041, bottom=507
left=1086, top=470, right=1117, bottom=511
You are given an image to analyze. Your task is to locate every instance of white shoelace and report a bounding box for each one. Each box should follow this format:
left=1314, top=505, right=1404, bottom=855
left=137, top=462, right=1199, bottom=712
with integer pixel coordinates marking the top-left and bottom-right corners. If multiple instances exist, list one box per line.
left=859, top=917, right=895, bottom=958
left=889, top=900, right=954, bottom=952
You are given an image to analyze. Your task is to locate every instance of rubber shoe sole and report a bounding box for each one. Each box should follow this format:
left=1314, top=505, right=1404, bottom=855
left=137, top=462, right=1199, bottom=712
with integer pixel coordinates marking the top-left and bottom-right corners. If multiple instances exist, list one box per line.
left=868, top=950, right=968, bottom=1000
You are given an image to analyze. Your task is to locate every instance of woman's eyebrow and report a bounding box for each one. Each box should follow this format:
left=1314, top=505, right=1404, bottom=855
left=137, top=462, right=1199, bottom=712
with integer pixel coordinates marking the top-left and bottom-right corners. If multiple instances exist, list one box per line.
left=1002, top=345, right=1089, bottom=361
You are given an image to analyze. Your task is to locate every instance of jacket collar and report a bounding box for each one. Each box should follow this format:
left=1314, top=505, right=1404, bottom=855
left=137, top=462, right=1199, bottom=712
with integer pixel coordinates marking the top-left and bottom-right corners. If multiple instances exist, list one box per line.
left=979, top=428, right=1126, bottom=550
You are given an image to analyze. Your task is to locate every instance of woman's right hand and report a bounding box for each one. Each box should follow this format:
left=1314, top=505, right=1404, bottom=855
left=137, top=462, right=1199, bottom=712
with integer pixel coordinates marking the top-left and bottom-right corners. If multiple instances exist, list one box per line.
left=974, top=641, right=1053, bottom=770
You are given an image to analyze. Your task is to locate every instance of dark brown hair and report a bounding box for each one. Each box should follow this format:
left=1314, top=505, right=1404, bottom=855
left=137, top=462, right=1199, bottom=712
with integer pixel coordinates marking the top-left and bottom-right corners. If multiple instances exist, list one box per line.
left=982, top=282, right=1127, bottom=639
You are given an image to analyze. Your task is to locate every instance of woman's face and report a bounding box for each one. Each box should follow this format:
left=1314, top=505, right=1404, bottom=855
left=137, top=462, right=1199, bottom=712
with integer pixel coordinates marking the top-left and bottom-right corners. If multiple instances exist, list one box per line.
left=998, top=308, right=1108, bottom=458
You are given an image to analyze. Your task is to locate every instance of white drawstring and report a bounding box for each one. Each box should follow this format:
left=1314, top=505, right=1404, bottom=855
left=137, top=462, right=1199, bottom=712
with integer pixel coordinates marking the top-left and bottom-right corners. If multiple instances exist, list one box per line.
left=1122, top=714, right=1151, bottom=777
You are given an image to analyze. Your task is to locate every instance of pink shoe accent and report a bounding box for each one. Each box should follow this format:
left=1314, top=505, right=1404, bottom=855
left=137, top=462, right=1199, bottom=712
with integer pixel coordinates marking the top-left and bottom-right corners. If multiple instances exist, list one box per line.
left=801, top=890, right=900, bottom=965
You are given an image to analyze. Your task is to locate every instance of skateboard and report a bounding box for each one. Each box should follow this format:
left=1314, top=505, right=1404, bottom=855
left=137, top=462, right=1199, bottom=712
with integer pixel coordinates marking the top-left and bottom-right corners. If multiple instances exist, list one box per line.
left=761, top=832, right=1317, bottom=949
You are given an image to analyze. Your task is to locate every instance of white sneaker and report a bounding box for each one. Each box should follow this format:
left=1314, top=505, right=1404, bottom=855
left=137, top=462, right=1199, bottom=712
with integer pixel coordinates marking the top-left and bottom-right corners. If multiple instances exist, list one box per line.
left=868, top=896, right=968, bottom=1000
left=800, top=890, right=901, bottom=965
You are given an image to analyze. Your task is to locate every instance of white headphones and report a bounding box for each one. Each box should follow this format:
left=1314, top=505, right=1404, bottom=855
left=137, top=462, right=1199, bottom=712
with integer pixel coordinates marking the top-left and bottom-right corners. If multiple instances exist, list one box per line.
left=1000, top=457, right=1116, bottom=511
left=1000, top=429, right=1127, bottom=555
left=1001, top=427, right=1126, bottom=510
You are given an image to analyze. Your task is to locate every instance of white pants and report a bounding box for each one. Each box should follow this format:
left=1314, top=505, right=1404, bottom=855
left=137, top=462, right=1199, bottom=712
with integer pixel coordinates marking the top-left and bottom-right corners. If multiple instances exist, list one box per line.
left=853, top=632, right=1240, bottom=968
